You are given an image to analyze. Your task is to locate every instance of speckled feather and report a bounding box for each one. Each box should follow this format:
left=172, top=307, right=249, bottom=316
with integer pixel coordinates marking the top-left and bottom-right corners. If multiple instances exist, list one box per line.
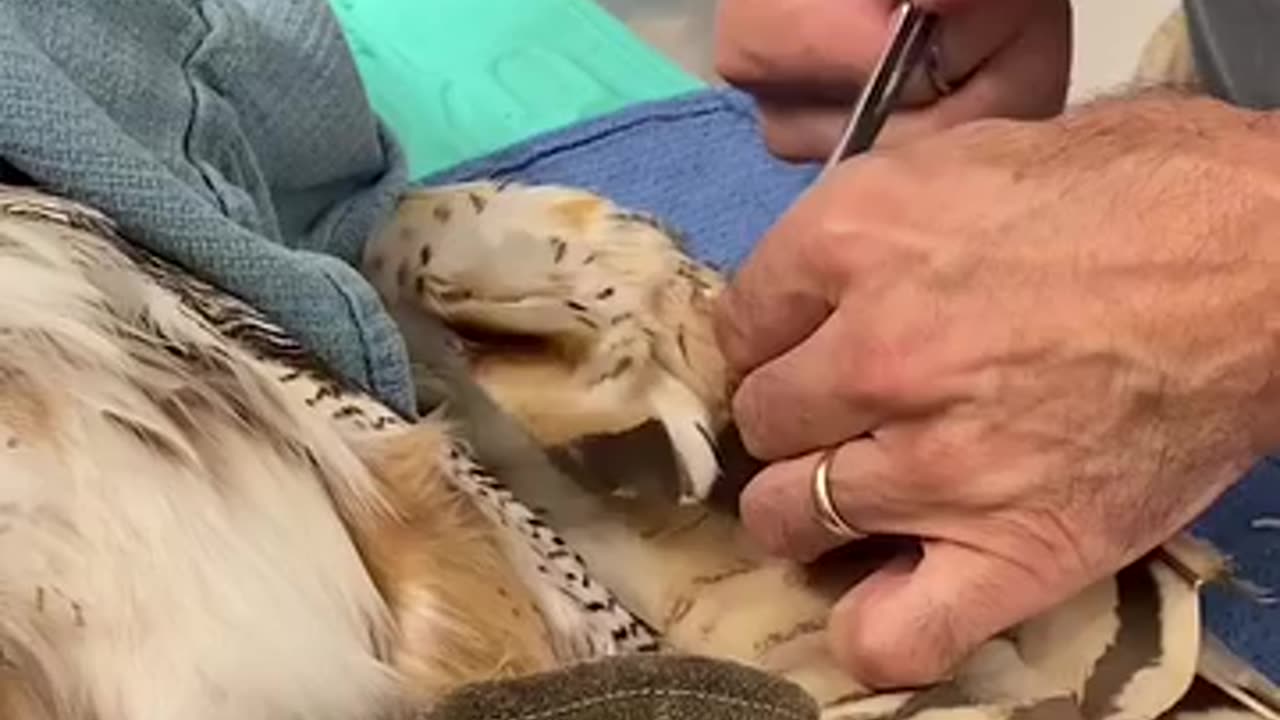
left=3, top=180, right=1278, bottom=720
left=0, top=185, right=660, bottom=666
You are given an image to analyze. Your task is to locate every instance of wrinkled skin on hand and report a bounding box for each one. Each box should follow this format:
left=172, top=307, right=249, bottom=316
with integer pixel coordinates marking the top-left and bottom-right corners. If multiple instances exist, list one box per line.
left=715, top=93, right=1280, bottom=689
left=714, top=0, right=1072, bottom=159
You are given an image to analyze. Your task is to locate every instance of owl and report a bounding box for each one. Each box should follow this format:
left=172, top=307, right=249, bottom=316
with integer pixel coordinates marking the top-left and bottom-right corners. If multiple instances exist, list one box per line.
left=0, top=181, right=1272, bottom=720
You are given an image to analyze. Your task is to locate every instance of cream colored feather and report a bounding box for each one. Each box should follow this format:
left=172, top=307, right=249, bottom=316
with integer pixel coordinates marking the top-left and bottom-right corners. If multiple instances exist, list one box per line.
left=367, top=180, right=1280, bottom=720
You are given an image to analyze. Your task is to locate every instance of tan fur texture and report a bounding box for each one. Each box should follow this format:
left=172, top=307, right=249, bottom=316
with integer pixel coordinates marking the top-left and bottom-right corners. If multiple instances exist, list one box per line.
left=365, top=182, right=728, bottom=502
left=0, top=661, right=54, bottom=720
left=1134, top=9, right=1201, bottom=92
left=0, top=192, right=399, bottom=720
left=0, top=187, right=589, bottom=720
left=350, top=423, right=559, bottom=701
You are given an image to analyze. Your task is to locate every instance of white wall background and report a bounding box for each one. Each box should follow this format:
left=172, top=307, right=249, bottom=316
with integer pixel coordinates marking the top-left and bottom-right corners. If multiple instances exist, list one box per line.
left=597, top=0, right=1186, bottom=103
left=1070, top=0, right=1181, bottom=100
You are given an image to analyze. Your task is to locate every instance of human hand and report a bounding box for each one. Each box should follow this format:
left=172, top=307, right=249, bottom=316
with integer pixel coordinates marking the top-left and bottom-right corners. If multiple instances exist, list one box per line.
left=715, top=93, right=1280, bottom=688
left=714, top=0, right=1072, bottom=160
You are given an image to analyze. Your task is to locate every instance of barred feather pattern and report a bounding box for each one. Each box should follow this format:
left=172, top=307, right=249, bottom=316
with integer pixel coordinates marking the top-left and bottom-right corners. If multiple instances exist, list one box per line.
left=1, top=185, right=659, bottom=657
left=0, top=178, right=1277, bottom=720
left=0, top=184, right=656, bottom=720
left=363, top=179, right=1280, bottom=720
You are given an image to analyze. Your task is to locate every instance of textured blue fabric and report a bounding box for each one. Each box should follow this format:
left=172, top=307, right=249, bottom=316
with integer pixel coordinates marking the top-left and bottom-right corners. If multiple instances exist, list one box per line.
left=0, top=0, right=415, bottom=415
left=428, top=87, right=1280, bottom=681
left=1198, top=461, right=1280, bottom=681
left=424, top=90, right=820, bottom=273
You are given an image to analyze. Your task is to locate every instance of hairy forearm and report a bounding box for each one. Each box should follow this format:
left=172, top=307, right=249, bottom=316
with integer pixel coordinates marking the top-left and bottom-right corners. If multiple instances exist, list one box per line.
left=1040, top=88, right=1280, bottom=170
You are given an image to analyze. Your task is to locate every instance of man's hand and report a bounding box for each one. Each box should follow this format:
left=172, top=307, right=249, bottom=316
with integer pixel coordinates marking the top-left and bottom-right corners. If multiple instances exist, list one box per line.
left=714, top=0, right=1072, bottom=160
left=715, top=94, right=1280, bottom=688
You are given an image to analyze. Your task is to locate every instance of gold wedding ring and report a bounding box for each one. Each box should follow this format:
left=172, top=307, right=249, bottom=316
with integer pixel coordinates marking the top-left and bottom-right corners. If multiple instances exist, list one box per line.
left=811, top=447, right=866, bottom=541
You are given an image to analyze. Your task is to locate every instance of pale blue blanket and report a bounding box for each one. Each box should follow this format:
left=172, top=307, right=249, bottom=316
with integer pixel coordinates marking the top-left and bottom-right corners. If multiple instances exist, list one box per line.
left=0, top=0, right=415, bottom=414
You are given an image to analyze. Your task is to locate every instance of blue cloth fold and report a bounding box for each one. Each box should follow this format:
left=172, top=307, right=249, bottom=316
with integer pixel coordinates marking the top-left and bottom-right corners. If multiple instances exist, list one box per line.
left=428, top=87, right=1280, bottom=682
left=0, top=0, right=416, bottom=415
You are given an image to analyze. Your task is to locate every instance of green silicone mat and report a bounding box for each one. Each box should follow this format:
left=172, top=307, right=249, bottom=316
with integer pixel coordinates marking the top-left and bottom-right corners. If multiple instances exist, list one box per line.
left=328, top=0, right=705, bottom=177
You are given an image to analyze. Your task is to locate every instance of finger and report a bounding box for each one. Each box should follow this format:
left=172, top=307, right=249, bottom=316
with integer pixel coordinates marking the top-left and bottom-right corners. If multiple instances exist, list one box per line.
left=715, top=0, right=898, bottom=100
left=918, top=0, right=1042, bottom=93
left=739, top=438, right=903, bottom=563
left=918, top=0, right=1072, bottom=129
left=712, top=249, right=832, bottom=383
left=719, top=0, right=1041, bottom=111
left=753, top=100, right=850, bottom=162
left=717, top=0, right=955, bottom=109
left=754, top=6, right=1068, bottom=164
left=732, top=259, right=982, bottom=462
left=713, top=174, right=860, bottom=378
left=716, top=152, right=930, bottom=381
left=753, top=98, right=996, bottom=161
left=732, top=305, right=890, bottom=461
left=827, top=540, right=1069, bottom=689
left=748, top=0, right=1069, bottom=161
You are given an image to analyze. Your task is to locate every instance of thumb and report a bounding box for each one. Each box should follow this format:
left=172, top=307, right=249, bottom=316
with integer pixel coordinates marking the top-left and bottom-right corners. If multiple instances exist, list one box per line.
left=827, top=541, right=1061, bottom=689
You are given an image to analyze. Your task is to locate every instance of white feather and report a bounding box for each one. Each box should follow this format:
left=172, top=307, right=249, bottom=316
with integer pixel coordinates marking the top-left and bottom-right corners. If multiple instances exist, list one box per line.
left=0, top=209, right=403, bottom=720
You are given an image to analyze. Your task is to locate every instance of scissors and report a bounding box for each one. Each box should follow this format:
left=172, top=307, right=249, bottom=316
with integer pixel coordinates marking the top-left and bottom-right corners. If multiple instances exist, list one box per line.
left=821, top=2, right=940, bottom=176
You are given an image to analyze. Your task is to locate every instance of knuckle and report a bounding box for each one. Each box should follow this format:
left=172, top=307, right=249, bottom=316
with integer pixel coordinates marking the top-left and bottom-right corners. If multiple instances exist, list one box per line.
left=740, top=471, right=831, bottom=562
left=711, top=1, right=772, bottom=86
left=790, top=204, right=848, bottom=270
left=892, top=463, right=949, bottom=501
left=729, top=382, right=774, bottom=459
left=717, top=0, right=900, bottom=92
left=832, top=622, right=919, bottom=689
left=846, top=346, right=914, bottom=407
left=897, top=439, right=965, bottom=498
left=711, top=291, right=751, bottom=375
left=1015, top=504, right=1101, bottom=579
left=832, top=607, right=960, bottom=689
left=797, top=174, right=897, bottom=266
left=711, top=42, right=751, bottom=86
left=738, top=479, right=796, bottom=557
left=760, top=121, right=824, bottom=163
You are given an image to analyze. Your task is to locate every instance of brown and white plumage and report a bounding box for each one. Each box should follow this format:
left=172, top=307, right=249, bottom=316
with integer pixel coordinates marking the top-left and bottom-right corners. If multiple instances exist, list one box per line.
left=0, top=186, right=399, bottom=719
left=0, top=184, right=645, bottom=719
left=363, top=181, right=730, bottom=503
left=365, top=180, right=1280, bottom=720
left=0, top=177, right=1275, bottom=720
